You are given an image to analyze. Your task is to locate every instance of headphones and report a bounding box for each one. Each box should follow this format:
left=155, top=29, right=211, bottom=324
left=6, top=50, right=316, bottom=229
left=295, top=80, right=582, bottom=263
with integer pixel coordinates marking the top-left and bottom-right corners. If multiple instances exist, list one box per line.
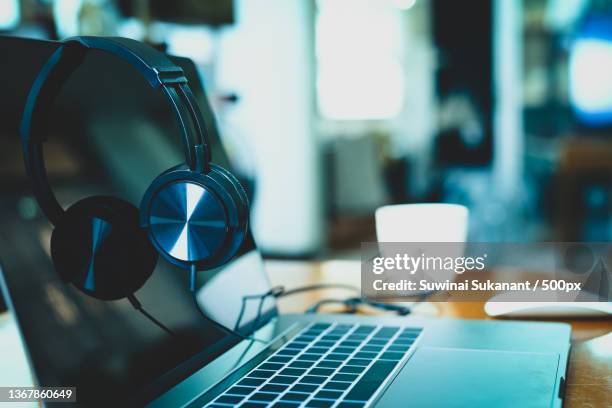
left=20, top=37, right=249, bottom=301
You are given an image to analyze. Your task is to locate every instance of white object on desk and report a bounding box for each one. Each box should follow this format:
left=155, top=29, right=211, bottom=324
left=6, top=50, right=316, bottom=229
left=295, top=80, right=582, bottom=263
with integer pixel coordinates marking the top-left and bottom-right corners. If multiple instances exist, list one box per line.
left=375, top=203, right=469, bottom=291
left=484, top=299, right=612, bottom=318
left=375, top=203, right=469, bottom=243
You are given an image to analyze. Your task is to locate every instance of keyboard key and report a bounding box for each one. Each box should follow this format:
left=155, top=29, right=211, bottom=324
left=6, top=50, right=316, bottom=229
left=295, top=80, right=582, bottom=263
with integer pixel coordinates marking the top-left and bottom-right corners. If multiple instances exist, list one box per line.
left=314, top=390, right=342, bottom=400
left=323, top=381, right=351, bottom=391
left=270, top=375, right=298, bottom=385
left=307, top=347, right=328, bottom=354
left=402, top=326, right=421, bottom=332
left=301, top=375, right=326, bottom=384
left=314, top=341, right=335, bottom=348
left=332, top=347, right=354, bottom=354
left=367, top=339, right=388, bottom=345
left=238, top=378, right=265, bottom=387
left=331, top=373, right=358, bottom=382
left=280, top=392, right=308, bottom=401
left=347, top=358, right=370, bottom=366
left=290, top=361, right=314, bottom=369
left=317, top=360, right=341, bottom=368
left=340, top=341, right=360, bottom=348
left=272, top=403, right=300, bottom=408
left=354, top=352, right=378, bottom=360
left=321, top=335, right=342, bottom=341
left=355, top=325, right=376, bottom=333
left=373, top=327, right=399, bottom=338
left=306, top=399, right=334, bottom=407
left=346, top=334, right=368, bottom=341
left=397, top=333, right=419, bottom=341
left=344, top=360, right=397, bottom=401
left=325, top=354, right=346, bottom=361
left=278, top=348, right=300, bottom=356
left=361, top=345, right=383, bottom=352
left=286, top=342, right=308, bottom=349
left=227, top=386, right=256, bottom=395
left=312, top=323, right=332, bottom=330
left=387, top=345, right=411, bottom=353
left=399, top=328, right=421, bottom=335
left=380, top=352, right=404, bottom=361
left=241, top=402, right=268, bottom=408
left=262, top=384, right=288, bottom=393
left=339, top=365, right=365, bottom=374
left=291, top=383, right=317, bottom=393
left=250, top=392, right=277, bottom=402
left=308, top=368, right=334, bottom=376
left=260, top=362, right=285, bottom=371
left=216, top=394, right=244, bottom=404
left=298, top=354, right=321, bottom=361
left=249, top=370, right=274, bottom=378
left=337, top=403, right=365, bottom=408
left=269, top=356, right=292, bottom=363
left=279, top=368, right=306, bottom=376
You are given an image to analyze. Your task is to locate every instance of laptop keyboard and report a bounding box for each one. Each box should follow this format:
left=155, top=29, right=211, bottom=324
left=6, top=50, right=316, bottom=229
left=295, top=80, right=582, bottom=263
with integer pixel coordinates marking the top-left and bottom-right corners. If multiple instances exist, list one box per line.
left=205, top=323, right=422, bottom=408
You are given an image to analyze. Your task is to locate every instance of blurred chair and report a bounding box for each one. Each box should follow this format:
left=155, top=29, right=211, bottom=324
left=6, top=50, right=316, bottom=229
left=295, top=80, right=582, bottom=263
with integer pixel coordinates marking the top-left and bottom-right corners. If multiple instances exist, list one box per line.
left=325, top=136, right=389, bottom=249
left=556, top=137, right=612, bottom=241
left=328, top=136, right=389, bottom=215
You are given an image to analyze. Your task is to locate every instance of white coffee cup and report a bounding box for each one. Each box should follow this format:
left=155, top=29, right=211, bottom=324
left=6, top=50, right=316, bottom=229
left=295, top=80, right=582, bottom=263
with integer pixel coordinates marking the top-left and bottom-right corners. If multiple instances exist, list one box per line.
left=375, top=203, right=469, bottom=243
left=374, top=204, right=469, bottom=288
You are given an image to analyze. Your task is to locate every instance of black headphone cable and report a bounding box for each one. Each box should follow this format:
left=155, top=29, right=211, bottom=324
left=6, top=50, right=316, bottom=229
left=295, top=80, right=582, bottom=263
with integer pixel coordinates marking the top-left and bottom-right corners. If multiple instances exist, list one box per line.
left=127, top=293, right=176, bottom=337
left=189, top=265, right=267, bottom=344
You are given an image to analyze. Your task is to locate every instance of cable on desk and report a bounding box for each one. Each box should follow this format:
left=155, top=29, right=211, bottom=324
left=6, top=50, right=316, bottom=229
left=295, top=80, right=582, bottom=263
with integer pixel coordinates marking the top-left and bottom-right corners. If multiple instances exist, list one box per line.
left=234, top=283, right=361, bottom=331
left=305, top=297, right=413, bottom=315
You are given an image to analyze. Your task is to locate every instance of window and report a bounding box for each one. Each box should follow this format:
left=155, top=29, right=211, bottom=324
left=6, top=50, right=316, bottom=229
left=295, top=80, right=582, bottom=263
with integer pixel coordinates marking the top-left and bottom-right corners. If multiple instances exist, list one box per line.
left=315, top=0, right=406, bottom=120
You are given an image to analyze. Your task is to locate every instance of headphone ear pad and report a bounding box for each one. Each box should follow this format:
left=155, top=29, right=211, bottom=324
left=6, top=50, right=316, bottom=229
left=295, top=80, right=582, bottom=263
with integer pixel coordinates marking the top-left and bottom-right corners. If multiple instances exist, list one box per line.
left=207, top=164, right=249, bottom=257
left=51, top=196, right=158, bottom=300
left=209, top=164, right=249, bottom=221
left=210, top=164, right=249, bottom=204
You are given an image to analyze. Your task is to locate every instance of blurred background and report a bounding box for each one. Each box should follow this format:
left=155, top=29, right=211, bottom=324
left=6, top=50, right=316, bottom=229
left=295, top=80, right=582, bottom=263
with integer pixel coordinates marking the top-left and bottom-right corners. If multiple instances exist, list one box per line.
left=1, top=0, right=611, bottom=261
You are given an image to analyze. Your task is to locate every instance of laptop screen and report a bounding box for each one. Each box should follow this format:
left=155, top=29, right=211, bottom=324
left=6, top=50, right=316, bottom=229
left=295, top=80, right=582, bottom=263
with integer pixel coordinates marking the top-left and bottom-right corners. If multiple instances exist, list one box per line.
left=0, top=37, right=276, bottom=405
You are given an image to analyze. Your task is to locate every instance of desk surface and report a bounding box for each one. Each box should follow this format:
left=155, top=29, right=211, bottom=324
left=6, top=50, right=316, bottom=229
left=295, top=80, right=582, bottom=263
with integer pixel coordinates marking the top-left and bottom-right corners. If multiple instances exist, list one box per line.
left=265, top=260, right=612, bottom=408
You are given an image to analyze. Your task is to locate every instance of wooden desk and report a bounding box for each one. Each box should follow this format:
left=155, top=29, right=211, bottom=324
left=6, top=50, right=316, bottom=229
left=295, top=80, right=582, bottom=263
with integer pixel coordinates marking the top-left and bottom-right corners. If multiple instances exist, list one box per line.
left=265, top=260, right=612, bottom=408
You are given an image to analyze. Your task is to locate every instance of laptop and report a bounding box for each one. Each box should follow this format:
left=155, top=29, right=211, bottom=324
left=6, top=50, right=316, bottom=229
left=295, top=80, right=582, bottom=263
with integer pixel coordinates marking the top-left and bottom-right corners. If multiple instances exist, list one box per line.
left=0, top=37, right=571, bottom=408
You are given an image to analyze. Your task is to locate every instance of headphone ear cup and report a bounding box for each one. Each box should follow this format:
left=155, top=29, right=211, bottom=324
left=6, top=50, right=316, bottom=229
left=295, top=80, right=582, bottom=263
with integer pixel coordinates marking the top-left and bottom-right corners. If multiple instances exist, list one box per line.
left=51, top=196, right=158, bottom=300
left=207, top=164, right=249, bottom=257
left=210, top=164, right=249, bottom=209
left=140, top=164, right=249, bottom=270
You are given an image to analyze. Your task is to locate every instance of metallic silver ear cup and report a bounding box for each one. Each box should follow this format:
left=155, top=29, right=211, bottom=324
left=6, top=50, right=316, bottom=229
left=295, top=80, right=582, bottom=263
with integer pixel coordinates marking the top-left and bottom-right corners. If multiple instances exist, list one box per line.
left=140, top=165, right=249, bottom=270
left=148, top=181, right=228, bottom=263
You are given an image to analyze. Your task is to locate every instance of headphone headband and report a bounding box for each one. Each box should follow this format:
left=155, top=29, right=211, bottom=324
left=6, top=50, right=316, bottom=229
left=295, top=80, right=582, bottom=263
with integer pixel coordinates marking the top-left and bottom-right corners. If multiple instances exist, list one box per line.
left=20, top=37, right=212, bottom=225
